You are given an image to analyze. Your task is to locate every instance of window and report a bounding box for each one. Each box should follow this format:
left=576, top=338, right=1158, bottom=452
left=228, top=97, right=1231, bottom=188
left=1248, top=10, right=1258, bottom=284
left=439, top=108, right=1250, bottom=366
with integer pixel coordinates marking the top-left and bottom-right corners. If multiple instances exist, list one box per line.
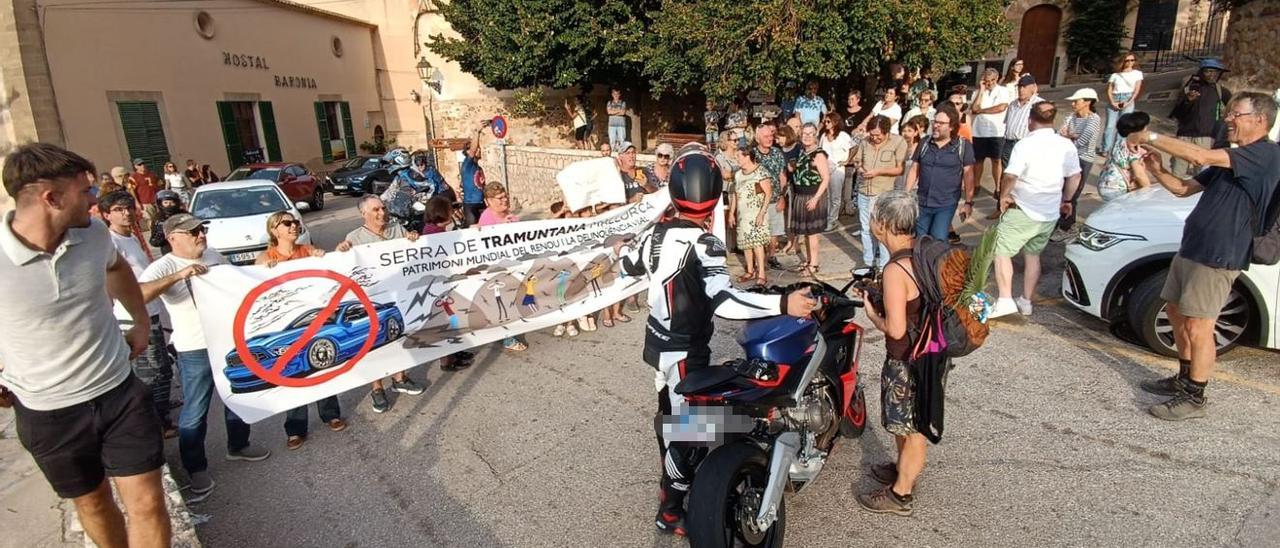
left=323, top=103, right=341, bottom=140
left=117, top=101, right=170, bottom=171
left=226, top=167, right=281, bottom=182
left=342, top=305, right=368, bottom=323
left=217, top=101, right=280, bottom=169
left=286, top=165, right=307, bottom=178
left=190, top=187, right=288, bottom=219
left=287, top=308, right=335, bottom=329
left=314, top=101, right=356, bottom=163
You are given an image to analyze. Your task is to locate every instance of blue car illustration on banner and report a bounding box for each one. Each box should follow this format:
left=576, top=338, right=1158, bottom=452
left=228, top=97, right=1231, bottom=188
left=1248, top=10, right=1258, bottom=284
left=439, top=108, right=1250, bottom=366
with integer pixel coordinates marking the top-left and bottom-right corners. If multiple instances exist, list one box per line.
left=224, top=301, right=405, bottom=393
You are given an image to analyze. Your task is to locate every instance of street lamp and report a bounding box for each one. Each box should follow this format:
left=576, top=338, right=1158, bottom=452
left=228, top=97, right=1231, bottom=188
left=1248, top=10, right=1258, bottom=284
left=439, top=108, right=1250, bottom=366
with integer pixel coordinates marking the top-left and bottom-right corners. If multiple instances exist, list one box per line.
left=415, top=58, right=440, bottom=165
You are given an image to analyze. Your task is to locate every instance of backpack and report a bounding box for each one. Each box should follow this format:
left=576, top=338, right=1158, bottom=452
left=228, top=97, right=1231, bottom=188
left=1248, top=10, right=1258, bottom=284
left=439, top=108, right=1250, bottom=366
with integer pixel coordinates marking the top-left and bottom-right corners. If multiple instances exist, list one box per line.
left=1245, top=179, right=1280, bottom=265
left=908, top=236, right=990, bottom=359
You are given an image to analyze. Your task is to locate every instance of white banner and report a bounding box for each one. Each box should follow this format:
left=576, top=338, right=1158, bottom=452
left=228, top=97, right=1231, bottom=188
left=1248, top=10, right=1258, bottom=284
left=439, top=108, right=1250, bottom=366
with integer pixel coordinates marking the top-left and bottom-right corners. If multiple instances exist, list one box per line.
left=193, top=193, right=672, bottom=423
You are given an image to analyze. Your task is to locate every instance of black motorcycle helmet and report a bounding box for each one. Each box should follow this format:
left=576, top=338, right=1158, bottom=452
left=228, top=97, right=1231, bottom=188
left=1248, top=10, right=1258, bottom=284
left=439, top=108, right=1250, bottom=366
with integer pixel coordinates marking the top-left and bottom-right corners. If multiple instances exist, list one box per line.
left=668, top=147, right=722, bottom=220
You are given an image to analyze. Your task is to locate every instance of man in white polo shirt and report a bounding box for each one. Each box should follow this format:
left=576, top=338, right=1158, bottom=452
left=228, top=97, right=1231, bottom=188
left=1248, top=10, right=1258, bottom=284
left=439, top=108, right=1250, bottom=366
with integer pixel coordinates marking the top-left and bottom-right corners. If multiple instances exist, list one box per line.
left=991, top=101, right=1082, bottom=318
left=0, top=143, right=170, bottom=547
left=140, top=212, right=271, bottom=503
left=970, top=67, right=1014, bottom=219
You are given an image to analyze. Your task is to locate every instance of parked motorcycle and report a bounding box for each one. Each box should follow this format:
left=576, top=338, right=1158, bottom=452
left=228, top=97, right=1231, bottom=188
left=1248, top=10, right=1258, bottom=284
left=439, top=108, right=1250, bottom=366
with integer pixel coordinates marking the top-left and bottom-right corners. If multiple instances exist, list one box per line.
left=675, top=272, right=872, bottom=547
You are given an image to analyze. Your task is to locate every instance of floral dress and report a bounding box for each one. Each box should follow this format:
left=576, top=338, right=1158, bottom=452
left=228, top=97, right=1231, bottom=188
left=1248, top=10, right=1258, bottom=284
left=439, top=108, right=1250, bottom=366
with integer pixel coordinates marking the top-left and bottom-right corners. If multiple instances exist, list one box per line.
left=734, top=167, right=770, bottom=249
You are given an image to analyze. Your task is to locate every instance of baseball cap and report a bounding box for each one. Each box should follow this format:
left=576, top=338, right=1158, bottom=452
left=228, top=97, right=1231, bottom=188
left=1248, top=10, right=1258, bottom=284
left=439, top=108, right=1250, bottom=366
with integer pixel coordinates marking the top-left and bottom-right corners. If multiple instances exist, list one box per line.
left=618, top=141, right=636, bottom=153
left=161, top=213, right=207, bottom=235
left=132, top=158, right=145, bottom=165
left=1017, top=74, right=1036, bottom=86
left=1199, top=58, right=1228, bottom=71
left=1064, top=88, right=1099, bottom=101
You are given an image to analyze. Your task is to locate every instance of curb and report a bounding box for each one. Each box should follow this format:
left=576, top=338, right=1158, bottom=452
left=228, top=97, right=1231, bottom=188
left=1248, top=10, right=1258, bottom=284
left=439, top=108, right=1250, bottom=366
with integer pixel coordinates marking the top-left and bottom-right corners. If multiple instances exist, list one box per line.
left=72, top=465, right=202, bottom=548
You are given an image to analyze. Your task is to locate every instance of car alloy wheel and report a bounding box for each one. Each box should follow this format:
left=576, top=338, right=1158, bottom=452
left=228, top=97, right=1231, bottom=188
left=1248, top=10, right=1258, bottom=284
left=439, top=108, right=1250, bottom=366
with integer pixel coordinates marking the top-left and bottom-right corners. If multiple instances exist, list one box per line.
left=307, top=338, right=338, bottom=369
left=1154, top=290, right=1251, bottom=352
left=312, top=189, right=325, bottom=211
left=383, top=317, right=403, bottom=342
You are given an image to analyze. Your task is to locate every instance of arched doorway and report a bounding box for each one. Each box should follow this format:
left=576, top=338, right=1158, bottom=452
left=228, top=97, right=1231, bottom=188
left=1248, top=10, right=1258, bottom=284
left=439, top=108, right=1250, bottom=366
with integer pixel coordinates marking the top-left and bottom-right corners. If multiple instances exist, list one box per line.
left=1018, top=4, right=1063, bottom=85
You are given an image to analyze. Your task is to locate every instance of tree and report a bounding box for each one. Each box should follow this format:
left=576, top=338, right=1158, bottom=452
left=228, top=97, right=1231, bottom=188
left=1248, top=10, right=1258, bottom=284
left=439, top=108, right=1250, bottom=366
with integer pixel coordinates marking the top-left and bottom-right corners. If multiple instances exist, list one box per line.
left=425, top=0, right=1013, bottom=97
left=1065, top=0, right=1129, bottom=74
left=642, top=0, right=1013, bottom=99
left=424, top=0, right=656, bottom=90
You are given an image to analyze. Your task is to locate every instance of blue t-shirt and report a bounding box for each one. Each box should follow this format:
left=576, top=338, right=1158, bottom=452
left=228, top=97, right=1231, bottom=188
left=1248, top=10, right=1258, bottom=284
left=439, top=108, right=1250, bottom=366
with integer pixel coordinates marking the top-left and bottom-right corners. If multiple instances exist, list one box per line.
left=915, top=138, right=975, bottom=209
left=461, top=154, right=485, bottom=204
left=794, top=95, right=827, bottom=126
left=1180, top=140, right=1280, bottom=270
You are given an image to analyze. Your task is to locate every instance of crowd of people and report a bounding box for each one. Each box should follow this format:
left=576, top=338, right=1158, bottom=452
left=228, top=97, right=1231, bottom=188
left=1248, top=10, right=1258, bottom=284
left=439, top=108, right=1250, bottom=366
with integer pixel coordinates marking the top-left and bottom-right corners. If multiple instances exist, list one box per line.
left=0, top=49, right=1277, bottom=546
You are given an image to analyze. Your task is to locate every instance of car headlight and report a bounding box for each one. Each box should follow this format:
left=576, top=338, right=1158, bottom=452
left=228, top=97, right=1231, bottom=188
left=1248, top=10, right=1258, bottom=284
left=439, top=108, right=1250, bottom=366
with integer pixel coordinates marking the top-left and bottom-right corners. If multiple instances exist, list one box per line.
left=1077, top=225, right=1146, bottom=251
left=350, top=175, right=367, bottom=182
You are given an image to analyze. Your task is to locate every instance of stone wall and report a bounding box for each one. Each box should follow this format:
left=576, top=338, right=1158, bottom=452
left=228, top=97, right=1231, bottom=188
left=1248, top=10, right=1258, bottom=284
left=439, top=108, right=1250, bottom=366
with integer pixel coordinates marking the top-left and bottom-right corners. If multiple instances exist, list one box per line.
left=435, top=144, right=655, bottom=217
left=1222, top=1, right=1280, bottom=92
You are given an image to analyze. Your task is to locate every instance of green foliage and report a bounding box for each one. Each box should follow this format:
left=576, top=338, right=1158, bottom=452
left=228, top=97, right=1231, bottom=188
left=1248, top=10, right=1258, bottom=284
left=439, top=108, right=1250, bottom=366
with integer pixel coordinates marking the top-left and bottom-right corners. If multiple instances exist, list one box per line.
left=359, top=137, right=397, bottom=154
left=509, top=87, right=548, bottom=118
left=960, top=224, right=999, bottom=305
left=424, top=0, right=656, bottom=89
left=1065, top=0, right=1129, bottom=74
left=426, top=0, right=1012, bottom=98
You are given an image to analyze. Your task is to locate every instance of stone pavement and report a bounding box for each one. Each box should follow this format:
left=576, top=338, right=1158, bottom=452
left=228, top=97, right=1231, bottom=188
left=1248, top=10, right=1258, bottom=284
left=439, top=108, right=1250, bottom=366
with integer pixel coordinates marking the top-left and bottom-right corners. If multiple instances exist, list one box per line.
left=0, top=407, right=201, bottom=548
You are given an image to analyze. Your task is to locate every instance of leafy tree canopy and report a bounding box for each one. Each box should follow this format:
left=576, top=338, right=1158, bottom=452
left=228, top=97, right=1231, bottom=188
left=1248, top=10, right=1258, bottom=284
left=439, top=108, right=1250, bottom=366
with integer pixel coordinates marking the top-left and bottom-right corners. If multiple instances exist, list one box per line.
left=1065, top=0, right=1128, bottom=74
left=426, top=0, right=1012, bottom=97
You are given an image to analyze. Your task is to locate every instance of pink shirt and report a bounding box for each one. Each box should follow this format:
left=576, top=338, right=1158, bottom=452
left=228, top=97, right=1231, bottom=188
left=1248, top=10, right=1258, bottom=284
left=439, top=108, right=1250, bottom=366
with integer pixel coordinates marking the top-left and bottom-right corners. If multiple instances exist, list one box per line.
left=477, top=209, right=518, bottom=226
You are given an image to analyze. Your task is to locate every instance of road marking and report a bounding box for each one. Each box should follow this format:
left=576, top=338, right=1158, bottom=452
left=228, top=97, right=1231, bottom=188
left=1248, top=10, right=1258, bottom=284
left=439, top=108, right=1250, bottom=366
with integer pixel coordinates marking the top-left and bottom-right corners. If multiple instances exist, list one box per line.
left=991, top=311, right=1280, bottom=396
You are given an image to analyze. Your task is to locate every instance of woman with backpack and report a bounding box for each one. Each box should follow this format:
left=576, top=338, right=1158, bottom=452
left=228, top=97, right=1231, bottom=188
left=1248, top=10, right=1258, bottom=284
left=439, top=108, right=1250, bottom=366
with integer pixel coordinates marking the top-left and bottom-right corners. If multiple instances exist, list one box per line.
left=852, top=189, right=929, bottom=517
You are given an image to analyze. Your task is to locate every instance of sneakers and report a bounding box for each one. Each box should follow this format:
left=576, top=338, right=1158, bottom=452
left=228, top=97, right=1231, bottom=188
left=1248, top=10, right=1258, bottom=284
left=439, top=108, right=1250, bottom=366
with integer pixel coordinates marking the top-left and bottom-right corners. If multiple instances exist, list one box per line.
left=654, top=510, right=686, bottom=536
left=186, top=472, right=216, bottom=504
left=391, top=377, right=427, bottom=395
left=1149, top=391, right=1208, bottom=421
left=767, top=257, right=784, bottom=271
left=226, top=445, right=271, bottom=462
left=1049, top=227, right=1079, bottom=243
left=1015, top=296, right=1033, bottom=316
left=989, top=298, right=1018, bottom=319
left=948, top=231, right=962, bottom=246
left=370, top=388, right=390, bottom=413
left=1139, top=374, right=1186, bottom=397
left=856, top=485, right=914, bottom=516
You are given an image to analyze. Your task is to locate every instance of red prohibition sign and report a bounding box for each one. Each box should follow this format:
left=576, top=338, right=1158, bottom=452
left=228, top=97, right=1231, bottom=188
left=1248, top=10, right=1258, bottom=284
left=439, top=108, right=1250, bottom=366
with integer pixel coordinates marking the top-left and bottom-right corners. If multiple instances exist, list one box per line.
left=231, top=270, right=380, bottom=389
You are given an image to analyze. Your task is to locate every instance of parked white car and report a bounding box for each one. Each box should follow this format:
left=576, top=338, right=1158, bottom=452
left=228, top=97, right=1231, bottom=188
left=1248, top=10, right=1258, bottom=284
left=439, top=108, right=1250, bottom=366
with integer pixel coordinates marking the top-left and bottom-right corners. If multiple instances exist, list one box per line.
left=189, top=180, right=312, bottom=265
left=1062, top=185, right=1279, bottom=356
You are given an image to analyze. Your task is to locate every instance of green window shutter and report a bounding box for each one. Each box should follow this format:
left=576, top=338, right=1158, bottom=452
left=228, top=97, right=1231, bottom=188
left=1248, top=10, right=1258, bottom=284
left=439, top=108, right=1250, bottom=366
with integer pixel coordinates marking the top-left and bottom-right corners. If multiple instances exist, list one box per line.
left=315, top=102, right=332, bottom=163
left=216, top=101, right=244, bottom=169
left=340, top=102, right=357, bottom=159
left=259, top=101, right=282, bottom=162
left=117, top=101, right=170, bottom=170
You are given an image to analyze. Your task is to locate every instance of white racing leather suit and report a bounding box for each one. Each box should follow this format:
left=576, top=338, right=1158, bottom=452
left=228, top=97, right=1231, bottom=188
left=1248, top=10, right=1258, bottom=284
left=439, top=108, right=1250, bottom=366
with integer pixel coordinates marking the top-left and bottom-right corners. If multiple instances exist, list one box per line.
left=619, top=217, right=788, bottom=504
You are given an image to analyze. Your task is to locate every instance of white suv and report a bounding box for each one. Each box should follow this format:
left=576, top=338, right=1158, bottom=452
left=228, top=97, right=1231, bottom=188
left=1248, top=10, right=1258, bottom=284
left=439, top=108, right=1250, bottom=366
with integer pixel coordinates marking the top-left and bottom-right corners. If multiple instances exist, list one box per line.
left=1062, top=186, right=1279, bottom=356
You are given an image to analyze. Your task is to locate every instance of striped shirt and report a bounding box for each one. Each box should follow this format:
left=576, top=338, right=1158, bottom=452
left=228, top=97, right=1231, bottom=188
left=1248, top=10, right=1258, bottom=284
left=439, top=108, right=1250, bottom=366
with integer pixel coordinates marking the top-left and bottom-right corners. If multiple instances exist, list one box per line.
left=1004, top=95, right=1043, bottom=141
left=1061, top=113, right=1102, bottom=163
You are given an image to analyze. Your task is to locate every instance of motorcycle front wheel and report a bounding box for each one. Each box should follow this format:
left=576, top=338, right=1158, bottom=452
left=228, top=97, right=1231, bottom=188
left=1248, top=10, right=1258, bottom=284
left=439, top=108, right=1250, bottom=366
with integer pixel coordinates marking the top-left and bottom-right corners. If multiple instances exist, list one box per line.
left=687, top=442, right=785, bottom=548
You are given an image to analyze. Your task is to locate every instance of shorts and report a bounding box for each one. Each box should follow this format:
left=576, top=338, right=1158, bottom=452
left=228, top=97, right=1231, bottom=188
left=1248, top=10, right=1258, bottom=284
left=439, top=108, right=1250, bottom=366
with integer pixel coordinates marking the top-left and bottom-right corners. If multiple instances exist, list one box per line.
left=880, top=358, right=917, bottom=436
left=973, top=137, right=1005, bottom=161
left=13, top=375, right=164, bottom=498
left=574, top=125, right=589, bottom=141
left=1160, top=254, right=1241, bottom=318
left=1000, top=138, right=1019, bottom=165
left=994, top=207, right=1056, bottom=257
left=767, top=203, right=786, bottom=237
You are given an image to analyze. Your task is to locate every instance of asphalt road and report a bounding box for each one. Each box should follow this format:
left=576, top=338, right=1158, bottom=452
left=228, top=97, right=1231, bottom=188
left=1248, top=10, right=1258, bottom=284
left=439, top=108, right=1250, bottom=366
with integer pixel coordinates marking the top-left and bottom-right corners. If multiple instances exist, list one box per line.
left=170, top=189, right=1280, bottom=548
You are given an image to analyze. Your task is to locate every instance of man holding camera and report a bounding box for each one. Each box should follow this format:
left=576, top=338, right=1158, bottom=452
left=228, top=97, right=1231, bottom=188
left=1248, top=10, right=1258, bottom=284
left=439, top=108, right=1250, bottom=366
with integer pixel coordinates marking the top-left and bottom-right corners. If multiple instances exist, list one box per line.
left=1126, top=91, right=1280, bottom=421
left=1169, top=58, right=1232, bottom=177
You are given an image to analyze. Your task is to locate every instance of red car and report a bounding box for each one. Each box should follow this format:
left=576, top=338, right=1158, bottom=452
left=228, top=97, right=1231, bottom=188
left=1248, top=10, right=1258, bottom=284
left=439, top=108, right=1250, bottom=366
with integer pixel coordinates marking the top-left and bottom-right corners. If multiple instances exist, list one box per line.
left=225, top=162, right=325, bottom=211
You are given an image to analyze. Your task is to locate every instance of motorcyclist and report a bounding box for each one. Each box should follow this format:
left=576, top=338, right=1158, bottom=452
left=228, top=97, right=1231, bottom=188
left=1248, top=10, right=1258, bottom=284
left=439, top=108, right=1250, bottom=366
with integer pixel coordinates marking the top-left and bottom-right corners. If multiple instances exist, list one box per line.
left=409, top=154, right=451, bottom=201
left=148, top=189, right=186, bottom=254
left=618, top=144, right=818, bottom=536
left=380, top=150, right=418, bottom=224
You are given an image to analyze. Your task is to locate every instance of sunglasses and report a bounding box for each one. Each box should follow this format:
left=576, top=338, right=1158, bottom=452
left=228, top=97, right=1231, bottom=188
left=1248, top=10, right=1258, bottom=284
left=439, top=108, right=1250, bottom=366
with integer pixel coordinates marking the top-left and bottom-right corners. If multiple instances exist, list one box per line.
left=276, top=219, right=299, bottom=228
left=657, top=154, right=671, bottom=159
left=179, top=226, right=207, bottom=237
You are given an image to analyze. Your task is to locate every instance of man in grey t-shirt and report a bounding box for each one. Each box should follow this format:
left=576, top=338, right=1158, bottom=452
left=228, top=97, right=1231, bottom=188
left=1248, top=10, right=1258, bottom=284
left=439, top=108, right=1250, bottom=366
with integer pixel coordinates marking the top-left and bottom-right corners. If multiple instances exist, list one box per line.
left=0, top=143, right=169, bottom=547
left=336, top=195, right=427, bottom=413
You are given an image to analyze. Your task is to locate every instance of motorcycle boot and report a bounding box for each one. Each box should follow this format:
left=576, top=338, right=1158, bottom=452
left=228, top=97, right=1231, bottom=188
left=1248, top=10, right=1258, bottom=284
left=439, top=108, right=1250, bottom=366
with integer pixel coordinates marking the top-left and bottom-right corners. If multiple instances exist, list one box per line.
left=655, top=477, right=688, bottom=536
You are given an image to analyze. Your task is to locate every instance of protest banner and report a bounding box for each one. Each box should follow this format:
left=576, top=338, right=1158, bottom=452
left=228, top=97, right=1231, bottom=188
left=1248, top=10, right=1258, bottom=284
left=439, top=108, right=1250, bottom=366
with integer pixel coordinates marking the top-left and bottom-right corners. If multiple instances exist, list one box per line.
left=193, top=192, right=671, bottom=423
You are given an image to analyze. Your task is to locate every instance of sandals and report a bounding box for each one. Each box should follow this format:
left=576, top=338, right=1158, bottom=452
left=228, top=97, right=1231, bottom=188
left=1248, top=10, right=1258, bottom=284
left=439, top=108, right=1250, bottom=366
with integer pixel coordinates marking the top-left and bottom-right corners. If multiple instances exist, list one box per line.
left=615, top=313, right=633, bottom=323
left=602, top=317, right=615, bottom=328
left=503, top=338, right=528, bottom=352
left=756, top=277, right=768, bottom=287
left=736, top=272, right=756, bottom=283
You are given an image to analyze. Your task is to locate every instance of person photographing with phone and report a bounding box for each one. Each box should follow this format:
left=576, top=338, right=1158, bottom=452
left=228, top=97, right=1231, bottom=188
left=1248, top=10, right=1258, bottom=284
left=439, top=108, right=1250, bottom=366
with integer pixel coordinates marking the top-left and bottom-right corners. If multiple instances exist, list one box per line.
left=1123, top=91, right=1280, bottom=421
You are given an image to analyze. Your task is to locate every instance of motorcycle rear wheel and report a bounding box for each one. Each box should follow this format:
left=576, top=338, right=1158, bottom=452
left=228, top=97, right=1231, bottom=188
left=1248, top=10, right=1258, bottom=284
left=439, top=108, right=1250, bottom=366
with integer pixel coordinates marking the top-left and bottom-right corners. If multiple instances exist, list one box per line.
left=687, top=442, right=785, bottom=548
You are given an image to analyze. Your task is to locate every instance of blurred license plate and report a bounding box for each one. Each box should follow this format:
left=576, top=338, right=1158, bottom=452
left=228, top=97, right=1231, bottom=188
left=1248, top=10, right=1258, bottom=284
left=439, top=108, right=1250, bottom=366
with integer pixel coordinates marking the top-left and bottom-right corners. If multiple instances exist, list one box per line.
left=229, top=251, right=258, bottom=264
